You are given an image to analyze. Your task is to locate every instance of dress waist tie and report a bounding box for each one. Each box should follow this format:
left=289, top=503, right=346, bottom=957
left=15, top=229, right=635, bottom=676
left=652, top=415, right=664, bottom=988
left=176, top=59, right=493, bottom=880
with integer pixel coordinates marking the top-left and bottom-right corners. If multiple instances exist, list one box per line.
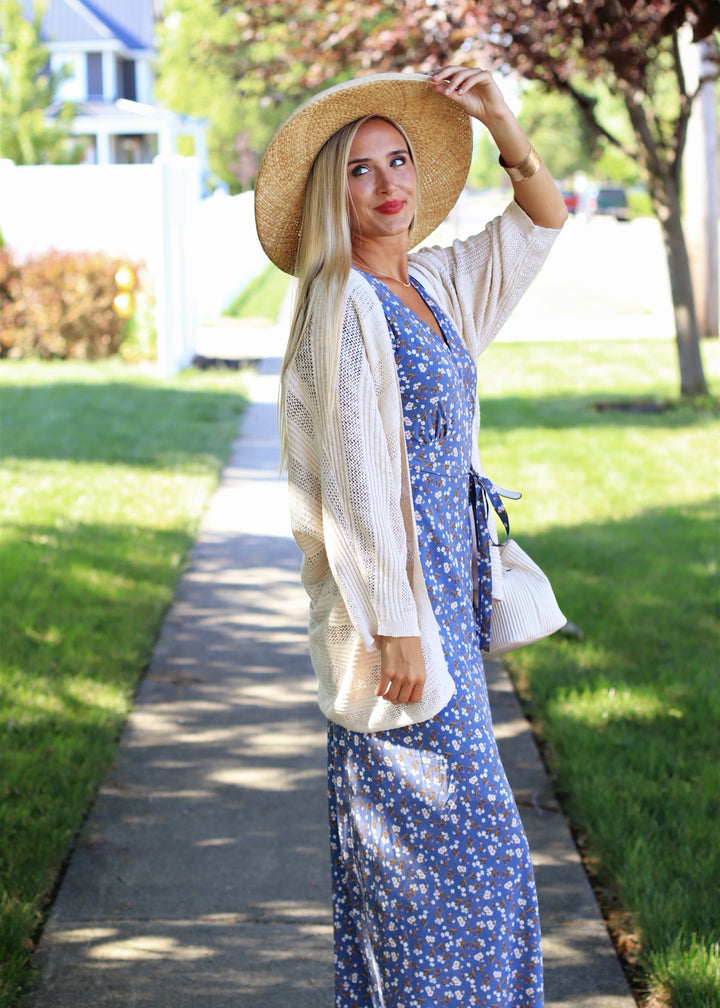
left=468, top=469, right=511, bottom=652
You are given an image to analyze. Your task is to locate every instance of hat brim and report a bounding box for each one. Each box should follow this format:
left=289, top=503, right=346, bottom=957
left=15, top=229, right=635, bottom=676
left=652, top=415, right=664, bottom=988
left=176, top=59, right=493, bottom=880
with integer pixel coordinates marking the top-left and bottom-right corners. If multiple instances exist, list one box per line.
left=254, top=73, right=473, bottom=276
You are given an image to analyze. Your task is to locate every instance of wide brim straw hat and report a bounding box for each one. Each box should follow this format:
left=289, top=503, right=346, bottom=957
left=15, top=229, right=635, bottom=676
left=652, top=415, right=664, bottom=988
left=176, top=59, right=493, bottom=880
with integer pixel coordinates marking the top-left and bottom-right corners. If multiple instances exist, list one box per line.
left=254, top=72, right=473, bottom=276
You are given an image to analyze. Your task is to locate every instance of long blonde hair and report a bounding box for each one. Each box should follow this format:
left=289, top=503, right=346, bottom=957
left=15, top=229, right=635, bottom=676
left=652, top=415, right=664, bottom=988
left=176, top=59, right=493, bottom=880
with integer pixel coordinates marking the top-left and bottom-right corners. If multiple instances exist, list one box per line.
left=278, top=115, right=417, bottom=468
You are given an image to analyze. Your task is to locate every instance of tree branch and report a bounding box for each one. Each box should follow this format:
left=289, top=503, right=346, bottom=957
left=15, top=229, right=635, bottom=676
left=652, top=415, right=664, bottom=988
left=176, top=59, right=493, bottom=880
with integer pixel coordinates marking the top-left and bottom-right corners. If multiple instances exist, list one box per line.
left=552, top=70, right=636, bottom=159
left=669, top=31, right=695, bottom=188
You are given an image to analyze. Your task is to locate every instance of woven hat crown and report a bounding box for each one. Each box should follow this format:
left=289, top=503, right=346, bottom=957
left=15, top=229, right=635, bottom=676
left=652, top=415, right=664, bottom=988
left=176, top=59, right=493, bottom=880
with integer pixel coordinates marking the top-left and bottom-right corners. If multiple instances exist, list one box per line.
left=254, top=73, right=473, bottom=275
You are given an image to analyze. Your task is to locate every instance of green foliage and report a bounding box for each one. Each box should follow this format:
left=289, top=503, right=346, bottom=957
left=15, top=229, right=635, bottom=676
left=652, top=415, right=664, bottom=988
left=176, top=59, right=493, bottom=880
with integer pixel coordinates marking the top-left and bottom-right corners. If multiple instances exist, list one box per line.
left=0, top=0, right=80, bottom=164
left=198, top=0, right=708, bottom=394
left=156, top=1, right=295, bottom=191
left=517, top=80, right=649, bottom=186
left=517, top=84, right=590, bottom=180
left=0, top=361, right=248, bottom=1007
left=467, top=130, right=504, bottom=189
left=0, top=249, right=136, bottom=360
left=581, top=74, right=664, bottom=185
left=627, top=186, right=653, bottom=217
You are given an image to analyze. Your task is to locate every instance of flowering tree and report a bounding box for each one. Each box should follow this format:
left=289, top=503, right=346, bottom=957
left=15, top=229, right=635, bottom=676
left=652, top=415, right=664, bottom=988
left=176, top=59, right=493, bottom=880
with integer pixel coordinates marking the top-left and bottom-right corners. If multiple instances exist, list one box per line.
left=457, top=0, right=718, bottom=397
left=211, top=0, right=718, bottom=396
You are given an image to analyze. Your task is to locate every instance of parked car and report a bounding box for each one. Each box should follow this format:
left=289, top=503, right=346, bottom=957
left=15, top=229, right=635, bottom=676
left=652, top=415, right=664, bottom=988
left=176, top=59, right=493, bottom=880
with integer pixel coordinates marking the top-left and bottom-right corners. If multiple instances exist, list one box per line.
left=592, top=185, right=631, bottom=221
left=561, top=189, right=579, bottom=214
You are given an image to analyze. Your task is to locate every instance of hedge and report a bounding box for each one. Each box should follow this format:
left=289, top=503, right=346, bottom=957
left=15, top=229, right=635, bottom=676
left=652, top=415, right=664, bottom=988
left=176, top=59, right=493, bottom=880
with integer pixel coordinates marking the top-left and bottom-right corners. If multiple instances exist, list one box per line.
left=0, top=249, right=137, bottom=360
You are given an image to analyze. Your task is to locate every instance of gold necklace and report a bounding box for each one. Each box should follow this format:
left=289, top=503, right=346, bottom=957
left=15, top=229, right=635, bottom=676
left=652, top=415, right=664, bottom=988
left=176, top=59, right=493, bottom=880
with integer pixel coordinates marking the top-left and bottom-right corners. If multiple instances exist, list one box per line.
left=353, top=253, right=412, bottom=288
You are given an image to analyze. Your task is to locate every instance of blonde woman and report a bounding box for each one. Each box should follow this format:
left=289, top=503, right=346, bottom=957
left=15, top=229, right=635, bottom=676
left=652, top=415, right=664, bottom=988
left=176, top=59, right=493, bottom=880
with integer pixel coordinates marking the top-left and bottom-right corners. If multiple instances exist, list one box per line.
left=255, top=66, right=567, bottom=1007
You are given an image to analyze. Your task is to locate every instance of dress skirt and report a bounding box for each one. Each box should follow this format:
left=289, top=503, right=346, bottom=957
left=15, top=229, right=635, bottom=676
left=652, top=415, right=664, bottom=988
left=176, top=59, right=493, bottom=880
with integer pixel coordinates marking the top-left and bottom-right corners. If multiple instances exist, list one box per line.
left=326, top=274, right=544, bottom=1007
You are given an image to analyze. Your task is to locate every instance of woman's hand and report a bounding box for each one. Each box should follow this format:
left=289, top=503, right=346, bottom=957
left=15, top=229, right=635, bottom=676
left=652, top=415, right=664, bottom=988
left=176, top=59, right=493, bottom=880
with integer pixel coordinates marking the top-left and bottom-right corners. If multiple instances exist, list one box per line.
left=376, top=636, right=426, bottom=705
left=431, top=64, right=568, bottom=230
left=430, top=66, right=509, bottom=128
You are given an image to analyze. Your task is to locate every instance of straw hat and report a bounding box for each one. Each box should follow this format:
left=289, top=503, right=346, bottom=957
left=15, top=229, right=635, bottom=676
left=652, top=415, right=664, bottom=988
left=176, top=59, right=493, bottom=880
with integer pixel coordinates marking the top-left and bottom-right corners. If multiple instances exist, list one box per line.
left=254, top=73, right=473, bottom=276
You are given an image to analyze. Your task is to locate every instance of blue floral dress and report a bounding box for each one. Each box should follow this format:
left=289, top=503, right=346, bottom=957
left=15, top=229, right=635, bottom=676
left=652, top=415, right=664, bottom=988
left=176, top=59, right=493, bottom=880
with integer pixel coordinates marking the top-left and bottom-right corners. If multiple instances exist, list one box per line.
left=326, top=272, right=544, bottom=1008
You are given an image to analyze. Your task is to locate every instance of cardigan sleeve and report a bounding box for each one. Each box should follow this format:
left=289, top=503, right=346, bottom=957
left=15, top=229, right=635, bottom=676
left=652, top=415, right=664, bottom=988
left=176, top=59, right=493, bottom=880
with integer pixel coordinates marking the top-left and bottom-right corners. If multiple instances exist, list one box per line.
left=285, top=290, right=420, bottom=652
left=409, top=200, right=561, bottom=360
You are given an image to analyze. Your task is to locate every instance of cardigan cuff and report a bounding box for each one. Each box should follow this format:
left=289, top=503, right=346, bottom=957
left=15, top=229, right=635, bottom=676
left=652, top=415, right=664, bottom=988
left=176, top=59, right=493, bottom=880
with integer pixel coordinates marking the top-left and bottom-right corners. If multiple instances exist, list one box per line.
left=372, top=615, right=421, bottom=645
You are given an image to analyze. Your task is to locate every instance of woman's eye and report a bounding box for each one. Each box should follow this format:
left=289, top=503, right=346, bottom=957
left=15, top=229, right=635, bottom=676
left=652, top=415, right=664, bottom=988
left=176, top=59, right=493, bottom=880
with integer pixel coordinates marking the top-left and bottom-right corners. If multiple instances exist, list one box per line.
left=391, top=155, right=407, bottom=167
left=351, top=164, right=369, bottom=177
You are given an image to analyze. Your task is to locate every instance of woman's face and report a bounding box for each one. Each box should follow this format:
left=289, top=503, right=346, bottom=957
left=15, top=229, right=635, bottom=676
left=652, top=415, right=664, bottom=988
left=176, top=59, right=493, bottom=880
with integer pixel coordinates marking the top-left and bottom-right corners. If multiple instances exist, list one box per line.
left=346, top=118, right=417, bottom=243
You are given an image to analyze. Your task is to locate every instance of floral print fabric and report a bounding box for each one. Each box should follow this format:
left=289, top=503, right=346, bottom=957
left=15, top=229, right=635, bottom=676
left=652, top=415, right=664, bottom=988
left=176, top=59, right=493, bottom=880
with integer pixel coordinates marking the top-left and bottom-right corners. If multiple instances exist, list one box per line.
left=327, top=273, right=544, bottom=1007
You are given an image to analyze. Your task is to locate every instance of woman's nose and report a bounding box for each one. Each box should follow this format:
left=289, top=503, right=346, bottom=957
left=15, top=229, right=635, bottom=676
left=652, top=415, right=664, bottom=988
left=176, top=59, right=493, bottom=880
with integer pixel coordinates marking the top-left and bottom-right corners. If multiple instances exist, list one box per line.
left=376, top=168, right=392, bottom=192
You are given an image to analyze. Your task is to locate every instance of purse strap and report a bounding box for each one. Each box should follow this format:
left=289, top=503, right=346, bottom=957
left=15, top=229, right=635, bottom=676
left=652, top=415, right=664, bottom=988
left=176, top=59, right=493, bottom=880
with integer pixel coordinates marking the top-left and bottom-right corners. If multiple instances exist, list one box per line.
left=468, top=468, right=522, bottom=650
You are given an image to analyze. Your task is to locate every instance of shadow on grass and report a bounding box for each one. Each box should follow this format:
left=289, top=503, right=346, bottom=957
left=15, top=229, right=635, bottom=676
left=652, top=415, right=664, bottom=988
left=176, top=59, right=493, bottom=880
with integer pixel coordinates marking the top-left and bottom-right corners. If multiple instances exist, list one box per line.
left=478, top=392, right=718, bottom=433
left=0, top=381, right=248, bottom=467
left=503, top=501, right=720, bottom=988
left=1, top=381, right=716, bottom=472
left=513, top=502, right=718, bottom=694
left=1, top=520, right=197, bottom=686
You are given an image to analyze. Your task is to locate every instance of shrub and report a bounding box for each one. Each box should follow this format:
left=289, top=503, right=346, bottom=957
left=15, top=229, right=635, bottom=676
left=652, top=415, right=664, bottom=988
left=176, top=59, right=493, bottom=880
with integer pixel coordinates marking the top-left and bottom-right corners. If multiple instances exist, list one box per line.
left=0, top=249, right=137, bottom=360
left=627, top=186, right=653, bottom=218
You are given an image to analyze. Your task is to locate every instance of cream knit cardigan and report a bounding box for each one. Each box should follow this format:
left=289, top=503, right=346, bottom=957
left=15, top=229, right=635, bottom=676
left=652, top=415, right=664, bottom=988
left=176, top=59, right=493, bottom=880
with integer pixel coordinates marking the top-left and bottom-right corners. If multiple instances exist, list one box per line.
left=285, top=201, right=560, bottom=733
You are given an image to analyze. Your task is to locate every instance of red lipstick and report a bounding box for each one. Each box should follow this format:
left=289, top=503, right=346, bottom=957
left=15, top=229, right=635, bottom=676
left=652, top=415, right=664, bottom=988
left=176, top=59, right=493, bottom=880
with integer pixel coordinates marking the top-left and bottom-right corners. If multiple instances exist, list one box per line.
left=376, top=200, right=404, bottom=214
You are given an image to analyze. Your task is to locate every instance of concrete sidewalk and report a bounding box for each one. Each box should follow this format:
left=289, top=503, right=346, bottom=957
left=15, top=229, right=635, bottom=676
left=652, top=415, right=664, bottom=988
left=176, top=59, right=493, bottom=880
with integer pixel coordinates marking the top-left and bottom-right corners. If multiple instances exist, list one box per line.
left=24, top=359, right=636, bottom=1008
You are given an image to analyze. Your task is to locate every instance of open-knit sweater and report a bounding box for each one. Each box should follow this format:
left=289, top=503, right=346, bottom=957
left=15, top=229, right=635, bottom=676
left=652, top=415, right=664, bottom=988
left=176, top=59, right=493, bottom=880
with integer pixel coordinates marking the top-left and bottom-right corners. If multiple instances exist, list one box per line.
left=285, top=200, right=561, bottom=733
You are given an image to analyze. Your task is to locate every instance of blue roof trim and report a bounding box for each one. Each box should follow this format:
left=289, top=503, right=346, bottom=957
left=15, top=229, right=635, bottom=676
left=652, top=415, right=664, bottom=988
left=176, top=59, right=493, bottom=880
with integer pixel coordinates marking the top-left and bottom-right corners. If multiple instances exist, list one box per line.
left=78, top=0, right=146, bottom=49
left=24, top=0, right=154, bottom=51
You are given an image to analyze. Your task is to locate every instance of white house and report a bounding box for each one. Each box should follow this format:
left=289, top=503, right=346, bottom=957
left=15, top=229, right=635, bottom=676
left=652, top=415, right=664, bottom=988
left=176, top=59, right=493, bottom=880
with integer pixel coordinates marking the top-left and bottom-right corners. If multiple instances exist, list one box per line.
left=23, top=0, right=208, bottom=174
left=4, top=2, right=268, bottom=374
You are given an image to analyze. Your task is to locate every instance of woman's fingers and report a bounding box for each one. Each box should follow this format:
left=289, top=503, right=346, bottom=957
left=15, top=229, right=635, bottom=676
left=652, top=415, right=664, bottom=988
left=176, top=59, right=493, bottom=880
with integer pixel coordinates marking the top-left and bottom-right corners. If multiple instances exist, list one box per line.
left=376, top=636, right=427, bottom=704
left=431, top=66, right=491, bottom=95
left=430, top=65, right=506, bottom=122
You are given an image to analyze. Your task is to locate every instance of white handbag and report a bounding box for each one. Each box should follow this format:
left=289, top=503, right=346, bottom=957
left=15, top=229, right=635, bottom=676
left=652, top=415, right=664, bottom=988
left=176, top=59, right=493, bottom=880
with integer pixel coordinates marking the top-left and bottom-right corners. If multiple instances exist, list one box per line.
left=471, top=473, right=566, bottom=656
left=487, top=536, right=566, bottom=655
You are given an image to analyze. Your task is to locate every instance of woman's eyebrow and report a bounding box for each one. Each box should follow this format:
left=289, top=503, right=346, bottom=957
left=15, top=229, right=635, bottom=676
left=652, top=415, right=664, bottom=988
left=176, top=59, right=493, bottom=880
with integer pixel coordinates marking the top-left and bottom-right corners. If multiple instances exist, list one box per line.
left=348, top=148, right=409, bottom=165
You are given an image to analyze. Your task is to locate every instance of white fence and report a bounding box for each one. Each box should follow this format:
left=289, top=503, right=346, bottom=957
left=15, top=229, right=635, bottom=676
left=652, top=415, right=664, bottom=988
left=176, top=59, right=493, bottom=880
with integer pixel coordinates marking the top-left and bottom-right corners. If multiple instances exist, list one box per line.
left=0, top=157, right=268, bottom=373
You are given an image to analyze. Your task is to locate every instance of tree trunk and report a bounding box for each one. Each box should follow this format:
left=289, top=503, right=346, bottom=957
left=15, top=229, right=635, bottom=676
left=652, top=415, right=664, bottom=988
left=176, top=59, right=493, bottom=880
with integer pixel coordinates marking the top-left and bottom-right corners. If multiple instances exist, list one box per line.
left=621, top=82, right=709, bottom=399
left=657, top=185, right=709, bottom=397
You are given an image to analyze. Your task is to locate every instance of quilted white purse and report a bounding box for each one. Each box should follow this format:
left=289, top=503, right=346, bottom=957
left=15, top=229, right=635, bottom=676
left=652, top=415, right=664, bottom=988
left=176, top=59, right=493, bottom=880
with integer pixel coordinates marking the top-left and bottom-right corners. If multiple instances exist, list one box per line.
left=470, top=473, right=566, bottom=655
left=487, top=536, right=566, bottom=655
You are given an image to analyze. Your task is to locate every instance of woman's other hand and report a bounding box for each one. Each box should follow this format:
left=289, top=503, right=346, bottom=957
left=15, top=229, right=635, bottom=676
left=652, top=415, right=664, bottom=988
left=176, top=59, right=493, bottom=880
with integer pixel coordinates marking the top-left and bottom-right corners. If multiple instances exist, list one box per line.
left=376, top=636, right=426, bottom=705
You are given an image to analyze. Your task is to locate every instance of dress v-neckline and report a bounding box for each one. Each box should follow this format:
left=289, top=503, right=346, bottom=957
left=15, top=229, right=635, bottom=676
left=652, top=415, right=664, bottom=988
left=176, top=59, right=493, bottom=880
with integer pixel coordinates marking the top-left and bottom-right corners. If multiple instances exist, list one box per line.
left=356, top=267, right=447, bottom=343
left=404, top=279, right=446, bottom=343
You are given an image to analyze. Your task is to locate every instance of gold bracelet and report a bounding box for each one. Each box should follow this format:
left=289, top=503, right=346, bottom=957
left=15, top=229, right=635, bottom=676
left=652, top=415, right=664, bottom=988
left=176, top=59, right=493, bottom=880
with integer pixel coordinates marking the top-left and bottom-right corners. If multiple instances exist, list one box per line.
left=499, top=147, right=541, bottom=182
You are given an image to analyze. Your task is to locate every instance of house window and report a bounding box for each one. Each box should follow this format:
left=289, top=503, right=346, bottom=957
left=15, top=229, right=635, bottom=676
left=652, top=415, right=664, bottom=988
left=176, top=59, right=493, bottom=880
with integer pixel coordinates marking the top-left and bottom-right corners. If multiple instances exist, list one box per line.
left=86, top=53, right=103, bottom=100
left=119, top=60, right=137, bottom=101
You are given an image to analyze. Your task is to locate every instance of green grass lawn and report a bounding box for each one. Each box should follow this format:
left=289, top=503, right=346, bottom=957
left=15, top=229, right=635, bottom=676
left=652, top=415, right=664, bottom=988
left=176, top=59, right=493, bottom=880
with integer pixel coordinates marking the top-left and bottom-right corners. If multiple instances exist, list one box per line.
left=0, top=361, right=248, bottom=1007
left=223, top=262, right=291, bottom=321
left=476, top=337, right=720, bottom=1006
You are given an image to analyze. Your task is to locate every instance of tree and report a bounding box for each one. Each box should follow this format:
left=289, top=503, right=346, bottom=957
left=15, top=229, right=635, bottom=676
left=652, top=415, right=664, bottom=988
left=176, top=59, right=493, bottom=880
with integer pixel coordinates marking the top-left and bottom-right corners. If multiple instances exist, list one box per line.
left=472, top=0, right=718, bottom=396
left=0, top=0, right=79, bottom=164
left=515, top=85, right=592, bottom=182
left=155, top=0, right=296, bottom=191
left=215, top=0, right=719, bottom=397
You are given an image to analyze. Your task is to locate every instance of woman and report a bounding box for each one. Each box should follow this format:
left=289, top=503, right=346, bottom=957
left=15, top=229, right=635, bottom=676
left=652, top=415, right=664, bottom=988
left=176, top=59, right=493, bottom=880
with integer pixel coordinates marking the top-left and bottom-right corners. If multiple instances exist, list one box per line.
left=255, top=67, right=567, bottom=1008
